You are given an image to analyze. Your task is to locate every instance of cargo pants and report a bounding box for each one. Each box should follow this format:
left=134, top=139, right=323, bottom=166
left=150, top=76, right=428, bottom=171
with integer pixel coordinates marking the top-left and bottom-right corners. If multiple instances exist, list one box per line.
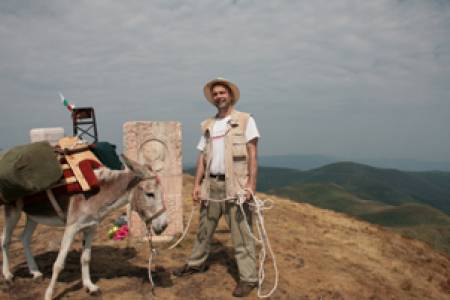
left=187, top=177, right=258, bottom=283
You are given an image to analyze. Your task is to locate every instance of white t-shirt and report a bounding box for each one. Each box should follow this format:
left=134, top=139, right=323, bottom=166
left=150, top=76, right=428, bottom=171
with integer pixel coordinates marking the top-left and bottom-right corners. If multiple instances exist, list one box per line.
left=197, top=116, right=260, bottom=175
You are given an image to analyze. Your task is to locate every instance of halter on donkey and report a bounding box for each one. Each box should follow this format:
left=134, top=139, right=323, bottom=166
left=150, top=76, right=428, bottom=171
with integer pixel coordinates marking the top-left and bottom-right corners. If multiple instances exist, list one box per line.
left=1, top=154, right=168, bottom=300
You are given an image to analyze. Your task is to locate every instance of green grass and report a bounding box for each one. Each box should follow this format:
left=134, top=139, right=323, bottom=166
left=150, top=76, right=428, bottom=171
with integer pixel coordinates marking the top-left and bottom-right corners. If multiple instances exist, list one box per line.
left=358, top=203, right=450, bottom=227
left=272, top=182, right=385, bottom=215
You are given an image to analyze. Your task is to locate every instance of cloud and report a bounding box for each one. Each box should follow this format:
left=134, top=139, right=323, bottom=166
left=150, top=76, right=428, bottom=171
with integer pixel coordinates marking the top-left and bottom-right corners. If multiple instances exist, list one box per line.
left=0, top=0, right=449, bottom=162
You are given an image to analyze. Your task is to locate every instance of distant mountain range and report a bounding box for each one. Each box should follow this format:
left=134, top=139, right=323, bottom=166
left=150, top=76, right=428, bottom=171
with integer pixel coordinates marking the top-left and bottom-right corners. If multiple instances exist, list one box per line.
left=257, top=162, right=450, bottom=254
left=259, top=162, right=450, bottom=213
left=258, top=154, right=450, bottom=171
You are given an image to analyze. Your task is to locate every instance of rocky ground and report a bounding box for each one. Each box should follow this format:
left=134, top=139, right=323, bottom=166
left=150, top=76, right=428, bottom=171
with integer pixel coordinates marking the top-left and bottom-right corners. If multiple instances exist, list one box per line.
left=1, top=175, right=450, bottom=299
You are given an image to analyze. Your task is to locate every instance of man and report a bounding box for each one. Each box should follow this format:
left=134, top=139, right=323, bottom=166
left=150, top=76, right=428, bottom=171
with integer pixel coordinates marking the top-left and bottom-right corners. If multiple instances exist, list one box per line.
left=173, top=77, right=260, bottom=297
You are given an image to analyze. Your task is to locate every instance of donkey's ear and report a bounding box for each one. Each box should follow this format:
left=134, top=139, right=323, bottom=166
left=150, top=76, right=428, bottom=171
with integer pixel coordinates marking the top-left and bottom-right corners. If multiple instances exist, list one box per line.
left=121, top=154, right=137, bottom=171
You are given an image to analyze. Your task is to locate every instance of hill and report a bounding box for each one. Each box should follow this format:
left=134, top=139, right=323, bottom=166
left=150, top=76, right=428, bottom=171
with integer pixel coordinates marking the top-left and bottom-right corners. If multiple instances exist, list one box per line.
left=259, top=162, right=450, bottom=214
left=1, top=175, right=450, bottom=299
left=256, top=166, right=304, bottom=191
left=273, top=182, right=450, bottom=255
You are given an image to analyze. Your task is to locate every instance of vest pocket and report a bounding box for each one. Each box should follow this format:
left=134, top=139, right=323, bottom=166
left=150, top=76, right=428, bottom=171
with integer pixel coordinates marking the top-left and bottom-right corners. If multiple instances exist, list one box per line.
left=231, top=135, right=248, bottom=189
left=232, top=135, right=247, bottom=159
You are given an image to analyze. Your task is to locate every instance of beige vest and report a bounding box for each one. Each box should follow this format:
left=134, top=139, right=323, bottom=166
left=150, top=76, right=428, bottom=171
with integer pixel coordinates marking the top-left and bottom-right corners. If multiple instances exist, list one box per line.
left=200, top=110, right=250, bottom=199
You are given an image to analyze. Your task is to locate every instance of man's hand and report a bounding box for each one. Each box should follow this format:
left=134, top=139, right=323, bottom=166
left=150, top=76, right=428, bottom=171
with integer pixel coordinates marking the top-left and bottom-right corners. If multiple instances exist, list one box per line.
left=245, top=185, right=255, bottom=202
left=192, top=184, right=201, bottom=205
left=192, top=152, right=205, bottom=206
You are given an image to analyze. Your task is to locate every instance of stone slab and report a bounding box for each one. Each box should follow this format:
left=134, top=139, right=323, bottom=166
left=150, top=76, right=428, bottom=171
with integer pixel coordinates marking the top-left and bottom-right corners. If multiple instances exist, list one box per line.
left=123, top=121, right=183, bottom=240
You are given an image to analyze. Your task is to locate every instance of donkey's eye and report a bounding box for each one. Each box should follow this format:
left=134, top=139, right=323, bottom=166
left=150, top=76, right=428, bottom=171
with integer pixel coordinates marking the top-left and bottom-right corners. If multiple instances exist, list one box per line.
left=145, top=192, right=155, bottom=198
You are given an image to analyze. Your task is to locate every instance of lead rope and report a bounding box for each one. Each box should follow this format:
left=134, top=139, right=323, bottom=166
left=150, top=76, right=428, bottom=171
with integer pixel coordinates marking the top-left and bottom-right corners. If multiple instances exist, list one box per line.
left=148, top=231, right=154, bottom=288
left=168, top=196, right=237, bottom=250
left=147, top=231, right=158, bottom=295
left=168, top=205, right=195, bottom=250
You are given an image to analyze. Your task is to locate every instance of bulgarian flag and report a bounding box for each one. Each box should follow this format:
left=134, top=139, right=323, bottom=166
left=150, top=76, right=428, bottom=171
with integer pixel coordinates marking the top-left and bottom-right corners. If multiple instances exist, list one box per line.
left=59, top=92, right=76, bottom=112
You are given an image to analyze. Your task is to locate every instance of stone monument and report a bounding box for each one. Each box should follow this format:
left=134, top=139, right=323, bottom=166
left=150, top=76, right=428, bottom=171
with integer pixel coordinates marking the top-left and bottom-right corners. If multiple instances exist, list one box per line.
left=123, top=121, right=183, bottom=241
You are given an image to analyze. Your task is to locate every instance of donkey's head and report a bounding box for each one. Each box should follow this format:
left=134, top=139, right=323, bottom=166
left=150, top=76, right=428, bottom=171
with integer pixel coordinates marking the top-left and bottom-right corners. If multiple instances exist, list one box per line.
left=122, top=155, right=168, bottom=235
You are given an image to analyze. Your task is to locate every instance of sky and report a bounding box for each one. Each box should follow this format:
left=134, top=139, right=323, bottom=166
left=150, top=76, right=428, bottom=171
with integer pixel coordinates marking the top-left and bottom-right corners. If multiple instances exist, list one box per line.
left=1, top=0, right=449, bottom=164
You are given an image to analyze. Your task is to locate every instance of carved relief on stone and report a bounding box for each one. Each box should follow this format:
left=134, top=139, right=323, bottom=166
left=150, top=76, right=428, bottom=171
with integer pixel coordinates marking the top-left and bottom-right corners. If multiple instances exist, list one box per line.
left=139, top=139, right=167, bottom=172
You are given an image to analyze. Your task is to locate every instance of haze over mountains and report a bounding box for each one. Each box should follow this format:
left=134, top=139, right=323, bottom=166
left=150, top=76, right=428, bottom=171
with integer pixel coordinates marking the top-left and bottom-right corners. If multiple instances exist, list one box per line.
left=259, top=154, right=450, bottom=172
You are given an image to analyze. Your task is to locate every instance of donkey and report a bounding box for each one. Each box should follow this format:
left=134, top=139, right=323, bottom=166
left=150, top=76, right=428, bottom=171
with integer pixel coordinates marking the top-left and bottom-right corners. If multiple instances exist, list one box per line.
left=0, top=155, right=168, bottom=300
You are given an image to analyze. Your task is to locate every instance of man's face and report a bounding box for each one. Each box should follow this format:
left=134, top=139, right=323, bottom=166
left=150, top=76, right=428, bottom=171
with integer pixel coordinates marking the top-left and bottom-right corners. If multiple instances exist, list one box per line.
left=211, top=84, right=233, bottom=109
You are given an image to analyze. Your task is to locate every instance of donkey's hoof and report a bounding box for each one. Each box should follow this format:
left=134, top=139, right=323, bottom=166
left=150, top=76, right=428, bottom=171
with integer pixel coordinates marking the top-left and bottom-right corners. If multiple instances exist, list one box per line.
left=89, top=289, right=102, bottom=296
left=31, top=271, right=43, bottom=282
left=3, top=274, right=14, bottom=285
left=86, top=285, right=101, bottom=296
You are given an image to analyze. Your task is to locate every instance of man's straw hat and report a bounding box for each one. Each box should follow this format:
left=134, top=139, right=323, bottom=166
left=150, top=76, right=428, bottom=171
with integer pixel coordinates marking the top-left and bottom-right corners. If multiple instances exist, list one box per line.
left=203, top=77, right=240, bottom=105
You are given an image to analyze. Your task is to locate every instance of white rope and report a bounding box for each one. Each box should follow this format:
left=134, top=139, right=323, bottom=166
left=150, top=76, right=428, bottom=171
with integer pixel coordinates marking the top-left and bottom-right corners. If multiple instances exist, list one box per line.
left=168, top=205, right=195, bottom=250
left=147, top=232, right=157, bottom=295
left=148, top=248, right=154, bottom=286
left=167, top=196, right=236, bottom=249
left=237, top=189, right=279, bottom=298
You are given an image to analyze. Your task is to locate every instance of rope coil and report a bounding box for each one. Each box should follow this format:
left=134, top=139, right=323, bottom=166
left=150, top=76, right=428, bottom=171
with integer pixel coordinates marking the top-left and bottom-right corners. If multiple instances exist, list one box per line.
left=237, top=189, right=279, bottom=298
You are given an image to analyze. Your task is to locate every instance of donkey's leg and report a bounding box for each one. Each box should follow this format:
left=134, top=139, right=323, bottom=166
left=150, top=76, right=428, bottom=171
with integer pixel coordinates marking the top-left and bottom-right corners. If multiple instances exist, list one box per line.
left=81, top=226, right=100, bottom=294
left=44, top=223, right=78, bottom=300
left=20, top=216, right=42, bottom=280
left=1, top=204, right=21, bottom=282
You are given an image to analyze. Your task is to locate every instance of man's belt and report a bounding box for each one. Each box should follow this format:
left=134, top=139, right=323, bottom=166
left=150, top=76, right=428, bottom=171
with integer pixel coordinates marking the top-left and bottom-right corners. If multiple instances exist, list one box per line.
left=210, top=174, right=226, bottom=181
